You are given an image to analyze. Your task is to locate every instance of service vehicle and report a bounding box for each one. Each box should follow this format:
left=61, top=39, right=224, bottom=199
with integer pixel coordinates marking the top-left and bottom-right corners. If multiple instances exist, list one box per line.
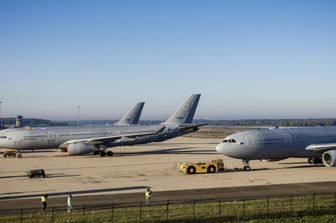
left=26, top=169, right=46, bottom=178
left=179, top=159, right=225, bottom=174
left=3, top=150, right=22, bottom=158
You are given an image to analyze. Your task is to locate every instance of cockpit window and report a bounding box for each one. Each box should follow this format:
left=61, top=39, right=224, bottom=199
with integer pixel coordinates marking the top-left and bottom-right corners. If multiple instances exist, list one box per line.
left=0, top=136, right=6, bottom=139
left=223, top=139, right=236, bottom=143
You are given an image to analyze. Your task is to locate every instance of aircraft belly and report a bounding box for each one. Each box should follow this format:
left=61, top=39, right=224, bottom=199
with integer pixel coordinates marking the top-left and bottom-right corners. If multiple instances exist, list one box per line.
left=251, top=144, right=298, bottom=159
left=292, top=149, right=321, bottom=158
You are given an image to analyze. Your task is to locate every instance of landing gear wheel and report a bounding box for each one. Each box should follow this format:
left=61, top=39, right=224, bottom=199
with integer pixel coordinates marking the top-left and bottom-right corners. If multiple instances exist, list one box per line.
left=107, top=151, right=113, bottom=156
left=100, top=151, right=106, bottom=157
left=243, top=166, right=251, bottom=171
left=242, top=160, right=251, bottom=171
left=187, top=166, right=196, bottom=174
left=93, top=150, right=99, bottom=155
left=308, top=158, right=313, bottom=164
left=17, top=154, right=22, bottom=159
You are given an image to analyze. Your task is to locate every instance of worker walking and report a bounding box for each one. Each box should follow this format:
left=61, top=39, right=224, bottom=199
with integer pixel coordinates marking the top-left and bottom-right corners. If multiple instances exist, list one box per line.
left=41, top=194, right=48, bottom=212
left=145, top=187, right=152, bottom=205
left=67, top=194, right=73, bottom=213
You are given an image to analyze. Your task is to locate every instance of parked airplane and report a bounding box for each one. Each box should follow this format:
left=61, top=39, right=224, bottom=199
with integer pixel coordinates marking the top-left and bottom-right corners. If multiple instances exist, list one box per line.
left=215, top=126, right=336, bottom=169
left=0, top=94, right=205, bottom=157
left=0, top=101, right=147, bottom=157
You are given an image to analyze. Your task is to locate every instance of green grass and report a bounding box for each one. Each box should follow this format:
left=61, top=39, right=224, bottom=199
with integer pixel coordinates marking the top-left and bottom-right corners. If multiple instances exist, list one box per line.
left=1, top=194, right=336, bottom=222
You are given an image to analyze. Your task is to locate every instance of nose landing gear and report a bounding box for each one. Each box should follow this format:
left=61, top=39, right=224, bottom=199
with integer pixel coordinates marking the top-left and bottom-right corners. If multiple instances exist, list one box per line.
left=242, top=160, right=251, bottom=171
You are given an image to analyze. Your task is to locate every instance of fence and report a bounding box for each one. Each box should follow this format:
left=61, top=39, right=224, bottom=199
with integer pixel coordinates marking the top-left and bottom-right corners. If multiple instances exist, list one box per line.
left=1, top=192, right=336, bottom=222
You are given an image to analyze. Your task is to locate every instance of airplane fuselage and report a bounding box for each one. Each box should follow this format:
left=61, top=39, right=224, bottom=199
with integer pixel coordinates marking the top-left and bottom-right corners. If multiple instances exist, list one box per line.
left=216, top=126, right=336, bottom=160
left=0, top=125, right=162, bottom=150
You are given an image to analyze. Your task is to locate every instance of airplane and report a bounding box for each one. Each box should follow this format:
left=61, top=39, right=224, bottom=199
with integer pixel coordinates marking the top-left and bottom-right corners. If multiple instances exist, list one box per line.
left=0, top=94, right=205, bottom=157
left=0, top=101, right=146, bottom=157
left=215, top=126, right=336, bottom=170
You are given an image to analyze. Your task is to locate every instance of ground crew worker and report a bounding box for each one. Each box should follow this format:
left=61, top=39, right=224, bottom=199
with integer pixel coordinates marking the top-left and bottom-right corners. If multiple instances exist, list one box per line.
left=41, top=194, right=48, bottom=212
left=67, top=194, right=73, bottom=213
left=145, top=187, right=152, bottom=205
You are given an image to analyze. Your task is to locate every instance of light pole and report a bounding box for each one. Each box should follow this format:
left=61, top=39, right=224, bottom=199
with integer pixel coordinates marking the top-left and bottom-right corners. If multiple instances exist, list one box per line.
left=77, top=105, right=80, bottom=126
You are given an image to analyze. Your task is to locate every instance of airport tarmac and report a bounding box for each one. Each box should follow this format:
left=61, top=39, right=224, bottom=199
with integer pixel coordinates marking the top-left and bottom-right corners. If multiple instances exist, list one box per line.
left=1, top=137, right=336, bottom=208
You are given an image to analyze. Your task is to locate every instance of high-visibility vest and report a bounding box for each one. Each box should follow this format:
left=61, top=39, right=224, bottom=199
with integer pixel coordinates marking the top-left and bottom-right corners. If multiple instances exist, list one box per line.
left=41, top=196, right=47, bottom=202
left=67, top=197, right=72, bottom=206
left=145, top=191, right=151, bottom=198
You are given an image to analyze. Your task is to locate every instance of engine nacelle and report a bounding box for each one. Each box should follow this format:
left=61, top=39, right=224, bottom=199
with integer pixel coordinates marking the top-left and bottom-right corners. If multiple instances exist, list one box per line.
left=67, top=143, right=96, bottom=156
left=322, top=150, right=336, bottom=167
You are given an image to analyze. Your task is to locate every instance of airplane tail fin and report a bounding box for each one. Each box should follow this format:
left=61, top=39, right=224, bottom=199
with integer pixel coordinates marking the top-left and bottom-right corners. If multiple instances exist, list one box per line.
left=163, top=94, right=201, bottom=125
left=114, top=102, right=145, bottom=126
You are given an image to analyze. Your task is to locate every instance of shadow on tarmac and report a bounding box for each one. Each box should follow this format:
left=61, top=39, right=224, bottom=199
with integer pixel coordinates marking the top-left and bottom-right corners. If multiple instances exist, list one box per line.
left=279, top=161, right=309, bottom=165
left=46, top=173, right=81, bottom=178
left=115, top=147, right=217, bottom=156
left=284, top=164, right=325, bottom=169
left=0, top=173, right=80, bottom=179
left=0, top=186, right=148, bottom=200
left=0, top=175, right=27, bottom=179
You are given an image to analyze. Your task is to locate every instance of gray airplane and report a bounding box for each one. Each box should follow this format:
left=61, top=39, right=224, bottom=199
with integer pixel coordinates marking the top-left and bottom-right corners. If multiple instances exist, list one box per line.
left=215, top=126, right=336, bottom=169
left=0, top=101, right=146, bottom=157
left=0, top=94, right=205, bottom=157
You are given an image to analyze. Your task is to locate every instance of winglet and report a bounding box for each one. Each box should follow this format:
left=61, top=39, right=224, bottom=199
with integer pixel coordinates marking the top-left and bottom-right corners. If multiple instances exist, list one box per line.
left=163, top=94, right=201, bottom=125
left=114, top=102, right=145, bottom=126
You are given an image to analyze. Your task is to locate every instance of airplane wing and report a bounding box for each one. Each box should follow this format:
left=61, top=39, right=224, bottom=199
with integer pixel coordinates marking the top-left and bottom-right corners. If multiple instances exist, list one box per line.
left=61, top=126, right=165, bottom=146
left=177, top=123, right=208, bottom=131
left=305, top=143, right=336, bottom=153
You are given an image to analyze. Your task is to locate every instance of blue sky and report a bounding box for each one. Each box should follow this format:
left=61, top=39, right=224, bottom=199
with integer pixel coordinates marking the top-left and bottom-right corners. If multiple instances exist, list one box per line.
left=1, top=0, right=336, bottom=120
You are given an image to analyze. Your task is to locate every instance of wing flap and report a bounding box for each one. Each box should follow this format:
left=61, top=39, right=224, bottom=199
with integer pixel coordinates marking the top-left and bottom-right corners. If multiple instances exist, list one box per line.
left=177, top=123, right=208, bottom=131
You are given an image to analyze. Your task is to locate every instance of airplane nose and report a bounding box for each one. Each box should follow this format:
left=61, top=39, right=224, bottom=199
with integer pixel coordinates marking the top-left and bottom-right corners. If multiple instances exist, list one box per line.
left=216, top=143, right=223, bottom=153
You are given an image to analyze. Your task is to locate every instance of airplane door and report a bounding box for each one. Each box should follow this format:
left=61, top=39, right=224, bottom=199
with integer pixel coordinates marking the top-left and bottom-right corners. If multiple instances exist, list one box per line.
left=246, top=135, right=254, bottom=147
left=283, top=133, right=292, bottom=145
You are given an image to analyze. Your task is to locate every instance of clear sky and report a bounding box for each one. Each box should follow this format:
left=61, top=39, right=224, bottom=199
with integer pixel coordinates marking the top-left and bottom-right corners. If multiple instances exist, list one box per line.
left=1, top=0, right=336, bottom=120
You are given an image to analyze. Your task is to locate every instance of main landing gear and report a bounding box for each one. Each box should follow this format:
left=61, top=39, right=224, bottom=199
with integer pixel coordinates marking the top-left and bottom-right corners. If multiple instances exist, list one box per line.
left=308, top=157, right=323, bottom=164
left=242, top=160, right=251, bottom=171
left=93, top=146, right=113, bottom=157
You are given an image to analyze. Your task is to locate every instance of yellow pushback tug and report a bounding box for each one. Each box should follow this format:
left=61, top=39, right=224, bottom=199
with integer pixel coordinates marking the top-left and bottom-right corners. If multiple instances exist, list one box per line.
left=179, top=159, right=225, bottom=174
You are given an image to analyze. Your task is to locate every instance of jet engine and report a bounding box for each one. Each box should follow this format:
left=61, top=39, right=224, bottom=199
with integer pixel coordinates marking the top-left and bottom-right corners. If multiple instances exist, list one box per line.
left=67, top=143, right=96, bottom=156
left=322, top=150, right=336, bottom=167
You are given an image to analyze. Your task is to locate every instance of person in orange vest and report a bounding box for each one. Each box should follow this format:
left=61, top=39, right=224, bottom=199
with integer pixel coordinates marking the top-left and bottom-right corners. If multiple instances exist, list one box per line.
left=41, top=194, right=48, bottom=212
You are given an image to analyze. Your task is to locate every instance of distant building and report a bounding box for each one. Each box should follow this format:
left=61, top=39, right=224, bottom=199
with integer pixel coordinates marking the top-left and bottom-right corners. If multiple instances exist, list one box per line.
left=16, top=115, right=23, bottom=128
